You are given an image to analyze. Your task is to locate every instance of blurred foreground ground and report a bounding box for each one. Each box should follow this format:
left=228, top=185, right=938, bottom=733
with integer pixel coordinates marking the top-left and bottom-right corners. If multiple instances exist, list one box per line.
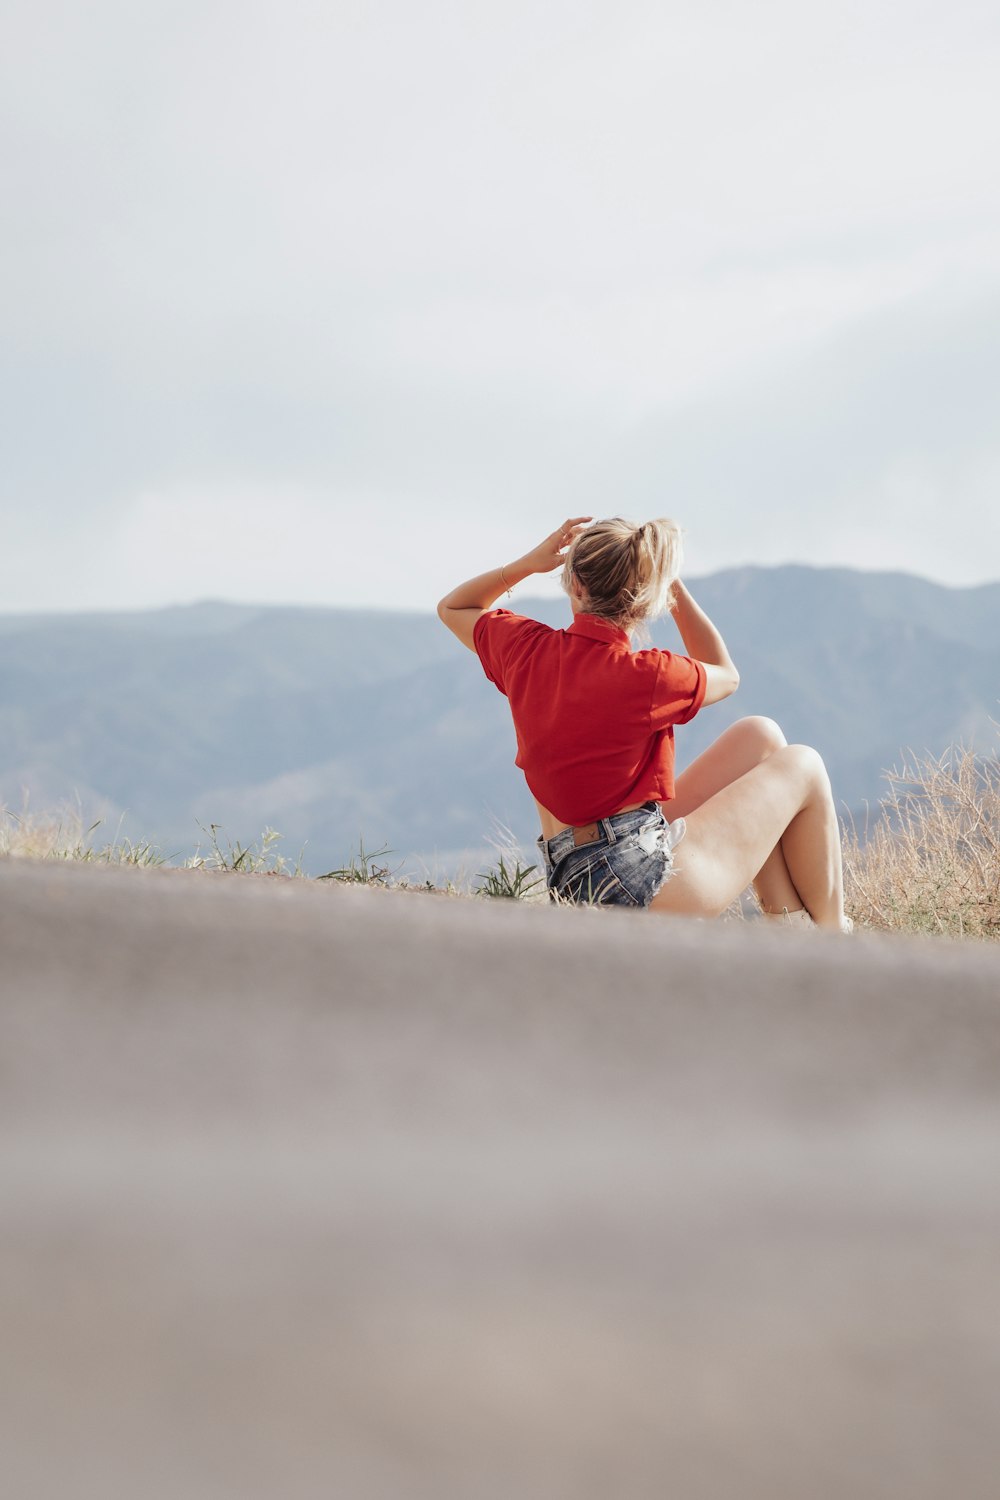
left=2, top=859, right=1000, bottom=1500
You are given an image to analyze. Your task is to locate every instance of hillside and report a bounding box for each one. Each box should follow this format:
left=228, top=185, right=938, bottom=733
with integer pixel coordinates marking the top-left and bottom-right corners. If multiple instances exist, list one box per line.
left=1, top=566, right=998, bottom=877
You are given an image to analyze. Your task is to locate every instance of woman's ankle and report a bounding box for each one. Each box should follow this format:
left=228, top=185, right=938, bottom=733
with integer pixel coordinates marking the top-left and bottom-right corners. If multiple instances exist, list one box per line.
left=762, top=906, right=814, bottom=928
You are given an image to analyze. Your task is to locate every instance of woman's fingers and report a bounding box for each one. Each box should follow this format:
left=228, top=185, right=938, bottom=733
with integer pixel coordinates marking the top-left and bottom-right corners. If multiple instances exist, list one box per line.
left=556, top=517, right=593, bottom=546
left=527, top=517, right=592, bottom=573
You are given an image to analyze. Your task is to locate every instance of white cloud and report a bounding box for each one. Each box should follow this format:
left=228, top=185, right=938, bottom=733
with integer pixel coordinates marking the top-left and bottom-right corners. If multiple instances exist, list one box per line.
left=2, top=0, right=1000, bottom=609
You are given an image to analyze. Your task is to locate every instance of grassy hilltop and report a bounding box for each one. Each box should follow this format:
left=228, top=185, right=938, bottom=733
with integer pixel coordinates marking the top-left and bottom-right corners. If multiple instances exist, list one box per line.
left=4, top=731, right=1000, bottom=940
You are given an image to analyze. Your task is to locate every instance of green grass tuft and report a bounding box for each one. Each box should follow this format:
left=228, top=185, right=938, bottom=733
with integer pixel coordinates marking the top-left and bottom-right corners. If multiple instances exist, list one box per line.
left=317, top=839, right=396, bottom=885
left=474, top=854, right=545, bottom=900
left=189, top=823, right=301, bottom=875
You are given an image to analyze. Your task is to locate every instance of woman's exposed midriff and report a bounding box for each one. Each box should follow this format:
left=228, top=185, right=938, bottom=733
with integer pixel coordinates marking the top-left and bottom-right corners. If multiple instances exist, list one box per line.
left=533, top=797, right=653, bottom=842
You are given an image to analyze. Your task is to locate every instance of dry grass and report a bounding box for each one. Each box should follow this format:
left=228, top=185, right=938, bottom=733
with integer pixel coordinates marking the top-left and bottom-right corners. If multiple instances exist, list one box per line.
left=843, top=741, right=1000, bottom=940
left=0, top=807, right=457, bottom=891
left=0, top=806, right=165, bottom=865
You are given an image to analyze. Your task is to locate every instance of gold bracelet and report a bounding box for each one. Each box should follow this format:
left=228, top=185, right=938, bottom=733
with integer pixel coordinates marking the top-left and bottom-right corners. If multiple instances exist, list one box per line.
left=499, top=564, right=513, bottom=598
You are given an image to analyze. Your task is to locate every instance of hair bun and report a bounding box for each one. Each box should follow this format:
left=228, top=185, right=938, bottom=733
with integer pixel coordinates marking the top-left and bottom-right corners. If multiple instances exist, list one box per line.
left=561, top=515, right=683, bottom=636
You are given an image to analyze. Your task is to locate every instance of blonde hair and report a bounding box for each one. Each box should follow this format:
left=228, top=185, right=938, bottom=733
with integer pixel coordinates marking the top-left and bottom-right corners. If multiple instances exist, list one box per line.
left=561, top=517, right=683, bottom=634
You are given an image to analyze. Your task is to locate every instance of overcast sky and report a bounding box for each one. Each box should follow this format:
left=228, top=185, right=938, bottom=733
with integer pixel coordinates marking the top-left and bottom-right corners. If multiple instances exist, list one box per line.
left=3, top=0, right=999, bottom=613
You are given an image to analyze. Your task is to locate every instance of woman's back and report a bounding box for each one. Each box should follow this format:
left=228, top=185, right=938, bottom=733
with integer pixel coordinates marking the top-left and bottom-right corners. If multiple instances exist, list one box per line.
left=474, top=606, right=705, bottom=826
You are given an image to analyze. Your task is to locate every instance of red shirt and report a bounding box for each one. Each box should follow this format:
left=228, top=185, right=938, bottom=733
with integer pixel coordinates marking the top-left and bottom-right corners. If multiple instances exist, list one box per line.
left=473, top=609, right=707, bottom=825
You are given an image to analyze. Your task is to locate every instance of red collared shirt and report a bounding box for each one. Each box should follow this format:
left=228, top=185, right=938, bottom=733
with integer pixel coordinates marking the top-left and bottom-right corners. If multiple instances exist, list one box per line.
left=473, top=609, right=707, bottom=825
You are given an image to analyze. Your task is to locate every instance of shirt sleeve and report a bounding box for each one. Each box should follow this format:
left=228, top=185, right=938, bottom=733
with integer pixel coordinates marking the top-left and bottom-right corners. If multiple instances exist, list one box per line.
left=472, top=609, right=537, bottom=695
left=649, top=649, right=708, bottom=729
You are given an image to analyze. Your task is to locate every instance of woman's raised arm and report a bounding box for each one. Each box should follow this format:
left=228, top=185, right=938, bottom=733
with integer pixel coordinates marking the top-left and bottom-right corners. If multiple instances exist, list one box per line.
left=670, top=580, right=740, bottom=706
left=437, top=518, right=591, bottom=651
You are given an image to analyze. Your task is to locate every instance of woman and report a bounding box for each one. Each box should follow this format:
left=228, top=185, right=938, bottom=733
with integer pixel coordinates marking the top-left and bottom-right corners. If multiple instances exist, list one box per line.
left=438, top=517, right=850, bottom=931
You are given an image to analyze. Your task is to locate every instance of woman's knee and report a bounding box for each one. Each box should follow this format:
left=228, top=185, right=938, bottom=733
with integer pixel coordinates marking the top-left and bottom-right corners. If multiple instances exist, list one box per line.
left=781, top=743, right=832, bottom=795
left=735, top=715, right=787, bottom=757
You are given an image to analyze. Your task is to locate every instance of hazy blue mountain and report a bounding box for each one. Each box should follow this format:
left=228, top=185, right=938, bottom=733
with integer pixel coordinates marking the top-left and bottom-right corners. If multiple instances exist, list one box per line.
left=1, top=568, right=998, bottom=879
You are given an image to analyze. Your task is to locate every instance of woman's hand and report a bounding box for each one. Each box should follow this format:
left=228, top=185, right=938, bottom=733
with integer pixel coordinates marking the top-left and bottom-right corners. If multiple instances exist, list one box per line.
left=519, top=517, right=593, bottom=575
left=437, top=516, right=593, bottom=652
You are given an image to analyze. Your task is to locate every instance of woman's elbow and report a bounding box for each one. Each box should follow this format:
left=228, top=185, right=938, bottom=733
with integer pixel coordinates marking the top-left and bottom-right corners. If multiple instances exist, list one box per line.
left=701, top=661, right=740, bottom=706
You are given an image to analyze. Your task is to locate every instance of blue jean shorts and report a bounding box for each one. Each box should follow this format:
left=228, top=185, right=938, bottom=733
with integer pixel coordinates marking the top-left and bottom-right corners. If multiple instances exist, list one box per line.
left=536, top=802, right=686, bottom=909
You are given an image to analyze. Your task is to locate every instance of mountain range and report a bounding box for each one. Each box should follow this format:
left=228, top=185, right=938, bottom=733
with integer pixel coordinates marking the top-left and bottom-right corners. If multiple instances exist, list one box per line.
left=1, top=566, right=998, bottom=880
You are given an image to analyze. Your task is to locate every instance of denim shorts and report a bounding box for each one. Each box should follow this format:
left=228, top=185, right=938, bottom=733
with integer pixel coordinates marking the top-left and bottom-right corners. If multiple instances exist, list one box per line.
left=537, top=802, right=686, bottom=909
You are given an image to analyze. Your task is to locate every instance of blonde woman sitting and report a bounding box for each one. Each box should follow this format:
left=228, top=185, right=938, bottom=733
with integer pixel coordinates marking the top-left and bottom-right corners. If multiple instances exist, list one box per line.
left=438, top=517, right=850, bottom=931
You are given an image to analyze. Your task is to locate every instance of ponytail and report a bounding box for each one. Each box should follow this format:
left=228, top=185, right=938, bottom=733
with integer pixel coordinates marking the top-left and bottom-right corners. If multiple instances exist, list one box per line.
left=562, top=516, right=683, bottom=635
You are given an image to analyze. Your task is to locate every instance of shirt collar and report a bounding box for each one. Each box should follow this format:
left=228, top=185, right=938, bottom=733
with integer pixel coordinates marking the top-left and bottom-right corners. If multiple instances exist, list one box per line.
left=567, top=612, right=632, bottom=648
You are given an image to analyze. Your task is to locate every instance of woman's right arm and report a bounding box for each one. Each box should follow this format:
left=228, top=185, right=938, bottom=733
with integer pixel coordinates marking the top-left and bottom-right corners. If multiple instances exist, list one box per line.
left=437, top=517, right=592, bottom=652
left=670, top=580, right=740, bottom=705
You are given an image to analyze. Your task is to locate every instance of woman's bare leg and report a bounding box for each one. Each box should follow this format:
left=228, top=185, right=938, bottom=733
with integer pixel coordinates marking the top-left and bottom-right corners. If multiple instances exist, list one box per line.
left=669, top=717, right=804, bottom=915
left=670, top=716, right=787, bottom=815
left=652, top=744, right=846, bottom=930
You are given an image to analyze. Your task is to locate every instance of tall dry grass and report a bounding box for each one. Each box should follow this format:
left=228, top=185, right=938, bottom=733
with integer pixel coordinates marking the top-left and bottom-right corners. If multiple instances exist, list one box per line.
left=843, top=741, right=1000, bottom=940
left=0, top=805, right=167, bottom=865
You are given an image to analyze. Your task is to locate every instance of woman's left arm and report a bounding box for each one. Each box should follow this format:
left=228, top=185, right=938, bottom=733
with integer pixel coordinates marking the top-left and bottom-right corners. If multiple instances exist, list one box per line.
left=437, top=518, right=591, bottom=651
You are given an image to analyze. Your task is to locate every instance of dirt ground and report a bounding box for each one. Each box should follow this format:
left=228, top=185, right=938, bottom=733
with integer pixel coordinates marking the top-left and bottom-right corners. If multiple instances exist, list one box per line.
left=2, top=858, right=1000, bottom=1499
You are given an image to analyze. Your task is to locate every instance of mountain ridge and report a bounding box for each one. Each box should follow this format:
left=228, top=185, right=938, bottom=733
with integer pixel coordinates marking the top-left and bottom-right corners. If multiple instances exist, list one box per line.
left=2, top=566, right=998, bottom=877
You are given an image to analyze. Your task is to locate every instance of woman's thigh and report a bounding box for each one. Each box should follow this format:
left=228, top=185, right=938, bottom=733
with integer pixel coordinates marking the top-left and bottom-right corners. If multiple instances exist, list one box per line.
left=651, top=745, right=819, bottom=917
left=669, top=716, right=787, bottom=819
